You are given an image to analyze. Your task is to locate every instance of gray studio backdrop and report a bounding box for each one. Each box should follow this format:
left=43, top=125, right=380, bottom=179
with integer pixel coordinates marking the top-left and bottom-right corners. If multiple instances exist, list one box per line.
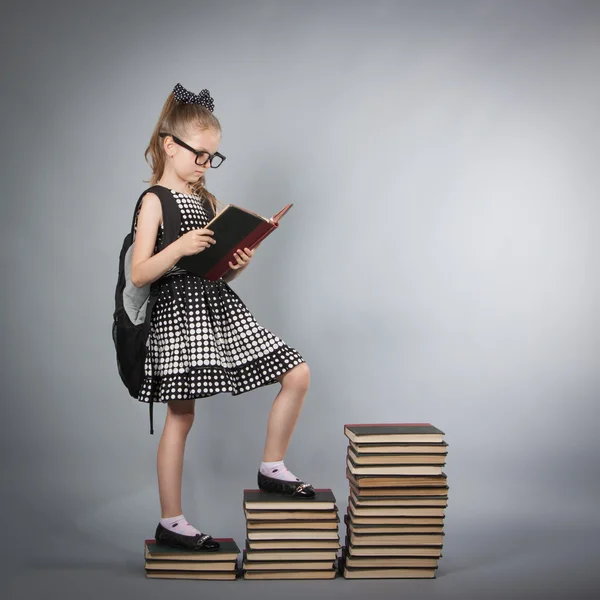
left=2, top=0, right=600, bottom=598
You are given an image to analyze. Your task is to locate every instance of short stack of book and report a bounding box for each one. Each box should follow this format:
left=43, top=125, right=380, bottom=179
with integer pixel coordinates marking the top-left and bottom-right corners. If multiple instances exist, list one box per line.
left=340, top=423, right=449, bottom=579
left=241, top=489, right=341, bottom=580
left=144, top=538, right=241, bottom=580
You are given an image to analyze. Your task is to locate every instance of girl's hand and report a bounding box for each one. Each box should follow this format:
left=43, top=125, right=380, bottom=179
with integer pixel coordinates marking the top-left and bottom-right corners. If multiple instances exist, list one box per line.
left=176, top=228, right=216, bottom=257
left=228, top=246, right=257, bottom=270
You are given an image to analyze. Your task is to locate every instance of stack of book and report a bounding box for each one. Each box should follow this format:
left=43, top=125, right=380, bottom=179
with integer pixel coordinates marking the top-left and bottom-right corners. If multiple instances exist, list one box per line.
left=340, top=423, right=449, bottom=579
left=144, top=538, right=241, bottom=580
left=241, top=488, right=341, bottom=580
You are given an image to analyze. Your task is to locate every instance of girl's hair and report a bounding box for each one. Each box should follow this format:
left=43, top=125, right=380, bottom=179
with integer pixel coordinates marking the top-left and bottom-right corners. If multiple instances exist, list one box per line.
left=144, top=90, right=222, bottom=216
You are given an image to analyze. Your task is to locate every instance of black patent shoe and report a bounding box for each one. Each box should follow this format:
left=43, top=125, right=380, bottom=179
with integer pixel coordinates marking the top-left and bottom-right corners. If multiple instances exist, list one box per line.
left=257, top=470, right=316, bottom=498
left=154, top=523, right=220, bottom=551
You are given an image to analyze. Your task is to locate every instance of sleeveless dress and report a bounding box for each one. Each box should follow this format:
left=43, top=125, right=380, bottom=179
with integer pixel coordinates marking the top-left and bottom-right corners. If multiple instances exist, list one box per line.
left=133, top=186, right=305, bottom=431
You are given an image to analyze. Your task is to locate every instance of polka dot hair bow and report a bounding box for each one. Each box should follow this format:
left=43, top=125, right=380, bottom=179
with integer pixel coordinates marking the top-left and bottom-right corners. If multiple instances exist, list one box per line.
left=172, top=83, right=215, bottom=112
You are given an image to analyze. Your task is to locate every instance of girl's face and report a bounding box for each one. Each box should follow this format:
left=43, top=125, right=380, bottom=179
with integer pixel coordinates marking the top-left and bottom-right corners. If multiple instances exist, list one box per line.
left=165, top=127, right=222, bottom=185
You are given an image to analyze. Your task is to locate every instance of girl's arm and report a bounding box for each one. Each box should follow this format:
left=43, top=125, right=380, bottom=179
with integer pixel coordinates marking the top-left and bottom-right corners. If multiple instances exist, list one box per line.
left=130, top=192, right=184, bottom=287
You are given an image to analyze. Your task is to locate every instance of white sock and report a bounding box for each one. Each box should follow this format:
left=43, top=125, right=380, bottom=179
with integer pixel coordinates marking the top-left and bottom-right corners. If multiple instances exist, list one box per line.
left=260, top=460, right=300, bottom=482
left=160, top=514, right=202, bottom=537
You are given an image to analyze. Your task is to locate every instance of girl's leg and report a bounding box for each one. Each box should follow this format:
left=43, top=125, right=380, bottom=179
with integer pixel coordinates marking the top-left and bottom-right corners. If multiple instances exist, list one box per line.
left=262, top=362, right=311, bottom=461
left=157, top=398, right=195, bottom=518
left=154, top=398, right=220, bottom=550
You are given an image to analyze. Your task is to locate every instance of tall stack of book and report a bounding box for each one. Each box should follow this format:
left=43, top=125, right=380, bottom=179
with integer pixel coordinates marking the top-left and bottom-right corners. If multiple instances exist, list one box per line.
left=241, top=489, right=340, bottom=580
left=144, top=538, right=241, bottom=580
left=340, top=423, right=448, bottom=579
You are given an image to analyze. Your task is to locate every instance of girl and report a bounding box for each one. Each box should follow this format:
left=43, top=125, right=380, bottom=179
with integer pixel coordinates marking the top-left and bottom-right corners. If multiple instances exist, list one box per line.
left=130, top=83, right=314, bottom=552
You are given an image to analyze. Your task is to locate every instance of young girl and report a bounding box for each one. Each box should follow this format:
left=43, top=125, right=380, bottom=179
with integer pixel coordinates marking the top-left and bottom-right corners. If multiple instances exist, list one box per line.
left=130, top=83, right=314, bottom=552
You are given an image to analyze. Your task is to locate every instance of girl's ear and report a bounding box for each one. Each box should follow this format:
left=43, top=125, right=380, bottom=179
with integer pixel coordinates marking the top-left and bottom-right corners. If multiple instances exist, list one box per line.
left=162, top=135, right=175, bottom=156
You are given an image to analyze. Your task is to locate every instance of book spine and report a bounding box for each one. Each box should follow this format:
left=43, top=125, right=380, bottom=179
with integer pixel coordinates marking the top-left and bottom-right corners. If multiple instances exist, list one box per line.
left=204, top=221, right=277, bottom=280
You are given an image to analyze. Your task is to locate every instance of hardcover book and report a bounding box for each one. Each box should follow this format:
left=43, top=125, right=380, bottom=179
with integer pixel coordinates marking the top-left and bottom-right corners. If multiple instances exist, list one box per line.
left=244, top=508, right=339, bottom=520
left=349, top=531, right=445, bottom=546
left=350, top=441, right=448, bottom=454
left=243, top=569, right=337, bottom=580
left=144, top=538, right=240, bottom=561
left=346, top=468, right=448, bottom=488
left=243, top=489, right=336, bottom=510
left=177, top=203, right=292, bottom=280
left=246, top=518, right=339, bottom=530
left=242, top=550, right=336, bottom=571
left=247, top=529, right=340, bottom=541
left=348, top=479, right=449, bottom=497
left=145, top=571, right=238, bottom=580
left=348, top=492, right=448, bottom=507
left=246, top=538, right=341, bottom=551
left=348, top=446, right=447, bottom=465
left=244, top=548, right=339, bottom=562
left=342, top=546, right=439, bottom=569
left=346, top=542, right=442, bottom=557
left=346, top=455, right=444, bottom=476
left=348, top=505, right=444, bottom=525
left=344, top=423, right=445, bottom=444
left=348, top=523, right=444, bottom=534
left=342, top=564, right=437, bottom=579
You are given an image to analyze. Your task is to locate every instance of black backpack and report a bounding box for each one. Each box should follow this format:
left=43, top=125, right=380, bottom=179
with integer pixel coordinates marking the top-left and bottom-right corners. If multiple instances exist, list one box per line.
left=112, top=185, right=181, bottom=434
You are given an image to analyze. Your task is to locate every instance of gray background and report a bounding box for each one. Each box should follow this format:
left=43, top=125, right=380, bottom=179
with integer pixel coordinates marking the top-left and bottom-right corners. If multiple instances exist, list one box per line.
left=1, top=0, right=599, bottom=598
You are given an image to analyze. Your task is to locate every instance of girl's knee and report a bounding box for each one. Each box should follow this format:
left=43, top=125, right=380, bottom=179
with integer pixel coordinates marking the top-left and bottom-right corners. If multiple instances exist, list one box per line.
left=166, top=411, right=195, bottom=434
left=166, top=400, right=195, bottom=432
left=279, top=362, right=310, bottom=391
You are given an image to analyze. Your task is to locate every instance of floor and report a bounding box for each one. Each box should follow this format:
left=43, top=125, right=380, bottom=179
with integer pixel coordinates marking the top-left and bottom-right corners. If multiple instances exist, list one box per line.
left=3, top=515, right=599, bottom=600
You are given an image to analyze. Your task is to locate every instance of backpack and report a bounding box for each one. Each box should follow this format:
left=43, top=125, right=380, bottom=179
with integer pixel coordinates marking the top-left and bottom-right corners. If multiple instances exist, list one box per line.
left=112, top=185, right=181, bottom=434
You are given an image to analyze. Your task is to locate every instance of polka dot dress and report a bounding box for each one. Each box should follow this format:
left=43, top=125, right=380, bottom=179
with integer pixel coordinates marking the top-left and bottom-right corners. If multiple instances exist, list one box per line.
left=134, top=187, right=305, bottom=405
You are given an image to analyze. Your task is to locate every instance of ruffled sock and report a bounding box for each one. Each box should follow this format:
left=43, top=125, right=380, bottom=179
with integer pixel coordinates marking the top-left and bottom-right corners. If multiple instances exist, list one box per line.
left=160, top=514, right=201, bottom=537
left=260, top=460, right=301, bottom=482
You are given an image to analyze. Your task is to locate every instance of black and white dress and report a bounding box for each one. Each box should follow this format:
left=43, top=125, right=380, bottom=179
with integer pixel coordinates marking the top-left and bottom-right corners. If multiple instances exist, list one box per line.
left=134, top=187, right=305, bottom=410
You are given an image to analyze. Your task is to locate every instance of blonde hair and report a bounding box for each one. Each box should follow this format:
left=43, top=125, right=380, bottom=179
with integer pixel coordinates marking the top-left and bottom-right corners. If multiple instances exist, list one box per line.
left=143, top=89, right=222, bottom=216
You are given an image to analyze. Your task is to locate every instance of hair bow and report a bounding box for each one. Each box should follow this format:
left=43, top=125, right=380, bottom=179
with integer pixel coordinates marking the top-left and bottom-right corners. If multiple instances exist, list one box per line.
left=172, top=83, right=215, bottom=112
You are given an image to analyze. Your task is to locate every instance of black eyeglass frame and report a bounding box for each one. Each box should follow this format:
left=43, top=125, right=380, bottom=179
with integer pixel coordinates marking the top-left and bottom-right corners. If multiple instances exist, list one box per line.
left=159, top=132, right=226, bottom=168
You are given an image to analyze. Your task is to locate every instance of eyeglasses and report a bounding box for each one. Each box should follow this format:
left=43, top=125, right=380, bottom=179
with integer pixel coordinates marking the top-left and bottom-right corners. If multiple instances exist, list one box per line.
left=159, top=133, right=226, bottom=168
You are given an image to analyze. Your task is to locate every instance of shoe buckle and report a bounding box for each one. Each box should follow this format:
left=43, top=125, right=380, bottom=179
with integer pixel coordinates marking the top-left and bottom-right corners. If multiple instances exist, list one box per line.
left=295, top=482, right=312, bottom=493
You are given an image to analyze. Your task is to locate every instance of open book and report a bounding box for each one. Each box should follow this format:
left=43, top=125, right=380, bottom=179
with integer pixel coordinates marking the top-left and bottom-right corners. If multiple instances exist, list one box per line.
left=176, top=203, right=293, bottom=280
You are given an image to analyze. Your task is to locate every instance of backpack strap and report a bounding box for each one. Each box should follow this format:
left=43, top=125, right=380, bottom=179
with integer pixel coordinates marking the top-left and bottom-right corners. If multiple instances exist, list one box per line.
left=131, top=184, right=182, bottom=247
left=149, top=185, right=182, bottom=250
left=130, top=185, right=182, bottom=434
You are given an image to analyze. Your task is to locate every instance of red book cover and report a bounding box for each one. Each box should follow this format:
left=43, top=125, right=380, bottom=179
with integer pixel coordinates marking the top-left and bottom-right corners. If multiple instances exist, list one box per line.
left=177, top=203, right=292, bottom=280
